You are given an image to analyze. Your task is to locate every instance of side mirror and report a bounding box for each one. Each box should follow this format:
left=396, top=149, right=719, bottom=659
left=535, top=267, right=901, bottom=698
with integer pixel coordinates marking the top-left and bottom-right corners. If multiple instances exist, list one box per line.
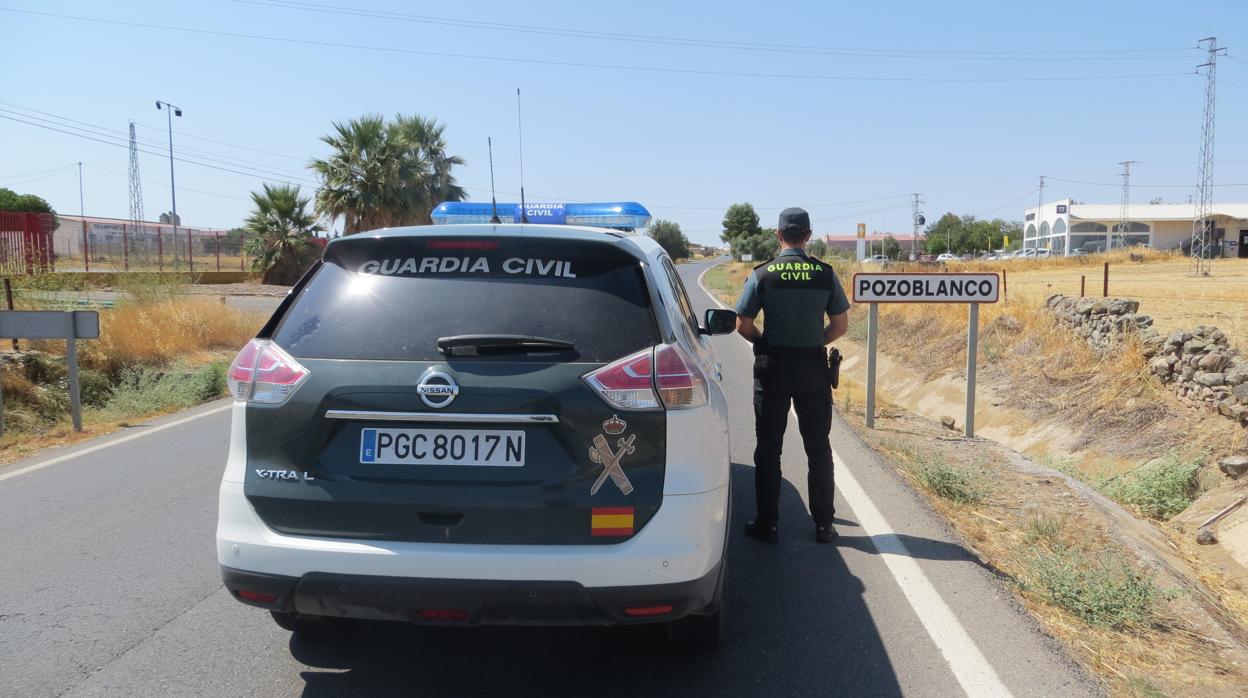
left=701, top=308, right=737, bottom=336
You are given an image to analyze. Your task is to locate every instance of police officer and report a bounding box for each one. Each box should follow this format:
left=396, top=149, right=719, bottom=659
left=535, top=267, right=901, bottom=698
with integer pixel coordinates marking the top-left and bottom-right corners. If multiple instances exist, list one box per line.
left=735, top=208, right=850, bottom=544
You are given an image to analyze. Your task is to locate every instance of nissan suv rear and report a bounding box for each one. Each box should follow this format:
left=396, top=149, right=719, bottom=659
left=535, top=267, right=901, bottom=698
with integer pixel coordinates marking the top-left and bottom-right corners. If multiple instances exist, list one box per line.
left=216, top=222, right=736, bottom=647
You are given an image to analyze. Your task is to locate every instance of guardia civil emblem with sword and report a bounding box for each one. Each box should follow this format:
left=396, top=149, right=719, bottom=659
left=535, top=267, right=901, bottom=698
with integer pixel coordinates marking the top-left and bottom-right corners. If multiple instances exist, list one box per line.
left=590, top=415, right=634, bottom=495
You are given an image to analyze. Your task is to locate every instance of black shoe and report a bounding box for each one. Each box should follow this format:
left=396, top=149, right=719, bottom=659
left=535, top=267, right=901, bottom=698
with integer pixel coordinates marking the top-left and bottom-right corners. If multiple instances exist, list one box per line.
left=815, top=525, right=837, bottom=544
left=744, top=519, right=778, bottom=543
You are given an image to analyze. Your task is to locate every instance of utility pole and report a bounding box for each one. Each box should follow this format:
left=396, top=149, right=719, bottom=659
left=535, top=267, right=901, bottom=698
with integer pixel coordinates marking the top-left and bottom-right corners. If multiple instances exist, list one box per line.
left=910, top=193, right=923, bottom=260
left=155, top=101, right=182, bottom=266
left=128, top=121, right=145, bottom=270
left=1117, top=161, right=1137, bottom=250
left=1034, top=175, right=1045, bottom=251
left=1190, top=37, right=1226, bottom=276
left=78, top=161, right=87, bottom=271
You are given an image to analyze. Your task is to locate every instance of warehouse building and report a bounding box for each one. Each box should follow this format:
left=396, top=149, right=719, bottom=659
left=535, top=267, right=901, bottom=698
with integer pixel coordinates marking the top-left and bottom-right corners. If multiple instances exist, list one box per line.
left=1023, top=199, right=1248, bottom=257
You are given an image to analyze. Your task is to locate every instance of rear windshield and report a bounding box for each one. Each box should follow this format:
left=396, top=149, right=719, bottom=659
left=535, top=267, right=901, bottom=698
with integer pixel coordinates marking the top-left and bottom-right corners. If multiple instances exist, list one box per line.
left=270, top=236, right=659, bottom=362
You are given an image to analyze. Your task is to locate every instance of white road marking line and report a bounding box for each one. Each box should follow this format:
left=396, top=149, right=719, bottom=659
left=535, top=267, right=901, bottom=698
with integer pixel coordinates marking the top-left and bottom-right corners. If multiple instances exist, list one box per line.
left=829, top=435, right=1013, bottom=697
left=0, top=403, right=232, bottom=484
left=695, top=261, right=1012, bottom=697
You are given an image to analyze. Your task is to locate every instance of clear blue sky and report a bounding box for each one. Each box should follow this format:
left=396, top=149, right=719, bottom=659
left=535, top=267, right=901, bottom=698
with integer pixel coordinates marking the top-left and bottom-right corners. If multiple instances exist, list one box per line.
left=3, top=0, right=1247, bottom=244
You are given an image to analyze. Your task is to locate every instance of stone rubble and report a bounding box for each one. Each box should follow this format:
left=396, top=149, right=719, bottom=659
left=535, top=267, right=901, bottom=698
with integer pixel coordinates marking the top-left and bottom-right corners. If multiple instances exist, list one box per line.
left=1045, top=294, right=1248, bottom=428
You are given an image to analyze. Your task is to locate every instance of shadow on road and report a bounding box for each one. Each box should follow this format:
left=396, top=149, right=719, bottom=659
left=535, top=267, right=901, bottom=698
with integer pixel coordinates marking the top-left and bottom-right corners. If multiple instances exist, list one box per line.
left=289, top=464, right=911, bottom=697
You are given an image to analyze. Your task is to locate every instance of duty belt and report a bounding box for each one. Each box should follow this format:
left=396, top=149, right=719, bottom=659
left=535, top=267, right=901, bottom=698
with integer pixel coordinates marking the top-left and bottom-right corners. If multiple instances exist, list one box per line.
left=755, top=343, right=827, bottom=360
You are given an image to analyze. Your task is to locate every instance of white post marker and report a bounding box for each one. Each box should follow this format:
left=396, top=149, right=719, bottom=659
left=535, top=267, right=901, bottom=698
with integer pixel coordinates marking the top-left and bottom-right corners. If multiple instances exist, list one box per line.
left=0, top=310, right=101, bottom=432
left=851, top=273, right=999, bottom=437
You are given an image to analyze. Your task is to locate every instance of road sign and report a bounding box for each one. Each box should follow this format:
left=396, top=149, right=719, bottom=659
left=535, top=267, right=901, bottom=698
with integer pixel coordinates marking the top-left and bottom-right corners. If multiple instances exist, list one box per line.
left=0, top=310, right=100, bottom=432
left=740, top=253, right=753, bottom=262
left=0, top=310, right=100, bottom=340
left=851, top=274, right=997, bottom=438
left=852, top=273, right=1000, bottom=304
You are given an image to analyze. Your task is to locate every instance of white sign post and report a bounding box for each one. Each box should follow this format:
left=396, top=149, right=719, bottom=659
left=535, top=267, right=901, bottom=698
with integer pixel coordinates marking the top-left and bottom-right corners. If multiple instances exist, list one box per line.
left=0, top=311, right=101, bottom=433
left=851, top=273, right=999, bottom=437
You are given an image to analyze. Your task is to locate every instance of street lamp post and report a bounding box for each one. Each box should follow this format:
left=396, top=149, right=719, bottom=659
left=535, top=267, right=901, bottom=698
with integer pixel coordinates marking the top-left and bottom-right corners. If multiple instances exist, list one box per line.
left=155, top=100, right=183, bottom=270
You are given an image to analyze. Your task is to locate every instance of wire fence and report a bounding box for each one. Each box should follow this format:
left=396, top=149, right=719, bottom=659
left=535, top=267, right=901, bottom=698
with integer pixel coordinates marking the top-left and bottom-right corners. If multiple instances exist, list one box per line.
left=52, top=217, right=252, bottom=273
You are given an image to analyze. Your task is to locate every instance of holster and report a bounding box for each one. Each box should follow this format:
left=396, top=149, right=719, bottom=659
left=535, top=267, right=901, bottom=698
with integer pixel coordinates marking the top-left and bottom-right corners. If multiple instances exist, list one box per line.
left=827, top=347, right=843, bottom=390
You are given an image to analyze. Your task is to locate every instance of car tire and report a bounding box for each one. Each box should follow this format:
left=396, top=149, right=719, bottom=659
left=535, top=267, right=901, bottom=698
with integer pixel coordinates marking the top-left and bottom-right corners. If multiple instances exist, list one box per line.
left=666, top=565, right=727, bottom=650
left=269, top=610, right=341, bottom=635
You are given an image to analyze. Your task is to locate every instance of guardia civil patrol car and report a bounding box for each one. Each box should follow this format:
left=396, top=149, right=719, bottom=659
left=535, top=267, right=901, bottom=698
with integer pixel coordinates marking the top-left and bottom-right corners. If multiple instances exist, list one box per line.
left=216, top=202, right=737, bottom=647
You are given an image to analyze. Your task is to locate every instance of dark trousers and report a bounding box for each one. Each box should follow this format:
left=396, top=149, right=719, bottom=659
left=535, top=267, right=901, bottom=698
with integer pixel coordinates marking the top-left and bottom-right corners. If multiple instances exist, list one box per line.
left=752, top=349, right=835, bottom=527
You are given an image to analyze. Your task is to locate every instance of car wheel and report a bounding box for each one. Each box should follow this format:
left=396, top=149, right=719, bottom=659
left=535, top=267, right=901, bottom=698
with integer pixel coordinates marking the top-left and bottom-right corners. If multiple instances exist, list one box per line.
left=269, top=610, right=342, bottom=635
left=666, top=566, right=727, bottom=650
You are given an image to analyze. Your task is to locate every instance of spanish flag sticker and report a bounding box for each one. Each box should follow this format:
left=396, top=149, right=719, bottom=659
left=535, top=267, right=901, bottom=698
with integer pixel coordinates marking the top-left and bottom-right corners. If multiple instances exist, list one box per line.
left=591, top=507, right=635, bottom=537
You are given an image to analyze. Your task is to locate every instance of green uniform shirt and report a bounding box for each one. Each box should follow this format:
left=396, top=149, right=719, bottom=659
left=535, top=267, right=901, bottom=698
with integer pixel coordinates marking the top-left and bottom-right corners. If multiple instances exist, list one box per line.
left=735, top=248, right=850, bottom=348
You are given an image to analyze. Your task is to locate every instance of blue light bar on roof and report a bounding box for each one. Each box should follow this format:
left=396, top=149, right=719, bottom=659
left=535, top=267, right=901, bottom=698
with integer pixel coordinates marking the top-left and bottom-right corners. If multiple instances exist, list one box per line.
left=431, top=201, right=652, bottom=230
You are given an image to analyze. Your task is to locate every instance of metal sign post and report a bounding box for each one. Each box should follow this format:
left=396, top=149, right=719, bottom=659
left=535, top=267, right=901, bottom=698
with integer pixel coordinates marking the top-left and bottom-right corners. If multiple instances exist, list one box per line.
left=965, top=303, right=979, bottom=437
left=865, top=303, right=878, bottom=429
left=851, top=273, right=999, bottom=438
left=0, top=311, right=101, bottom=432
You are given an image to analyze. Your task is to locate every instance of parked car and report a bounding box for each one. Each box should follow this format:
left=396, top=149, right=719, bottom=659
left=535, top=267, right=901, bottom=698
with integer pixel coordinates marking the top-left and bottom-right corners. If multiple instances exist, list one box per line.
left=218, top=220, right=735, bottom=648
left=935, top=252, right=959, bottom=262
left=866, top=254, right=890, bottom=265
left=1034, top=249, right=1052, bottom=259
left=1069, top=249, right=1087, bottom=258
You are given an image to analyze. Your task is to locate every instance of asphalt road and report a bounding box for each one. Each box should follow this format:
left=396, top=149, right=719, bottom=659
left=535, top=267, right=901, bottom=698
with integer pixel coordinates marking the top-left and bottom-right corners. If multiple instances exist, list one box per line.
left=0, top=258, right=1101, bottom=697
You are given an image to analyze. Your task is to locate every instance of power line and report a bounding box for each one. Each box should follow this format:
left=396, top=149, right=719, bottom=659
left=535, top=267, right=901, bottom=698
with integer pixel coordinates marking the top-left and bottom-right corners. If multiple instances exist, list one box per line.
left=0, top=112, right=321, bottom=187
left=238, top=0, right=1199, bottom=62
left=0, top=164, right=77, bottom=186
left=83, top=164, right=251, bottom=202
left=811, top=202, right=914, bottom=224
left=0, top=162, right=77, bottom=181
left=0, top=102, right=316, bottom=183
left=976, top=189, right=1038, bottom=218
left=130, top=121, right=307, bottom=163
left=1046, top=175, right=1248, bottom=188
left=0, top=8, right=1202, bottom=85
left=647, top=194, right=913, bottom=211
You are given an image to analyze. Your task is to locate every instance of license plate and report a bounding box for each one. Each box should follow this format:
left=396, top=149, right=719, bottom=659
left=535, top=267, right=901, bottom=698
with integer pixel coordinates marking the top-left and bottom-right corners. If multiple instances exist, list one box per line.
left=359, top=428, right=525, bottom=467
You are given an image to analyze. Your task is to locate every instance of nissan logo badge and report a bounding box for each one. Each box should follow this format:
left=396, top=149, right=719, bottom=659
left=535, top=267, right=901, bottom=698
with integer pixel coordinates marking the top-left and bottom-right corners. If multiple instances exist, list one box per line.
left=416, top=370, right=459, bottom=409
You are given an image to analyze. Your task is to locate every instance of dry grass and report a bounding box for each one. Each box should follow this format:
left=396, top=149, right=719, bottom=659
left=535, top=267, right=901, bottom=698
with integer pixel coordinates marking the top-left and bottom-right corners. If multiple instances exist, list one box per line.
left=31, top=298, right=264, bottom=374
left=864, top=426, right=1248, bottom=697
left=966, top=252, right=1248, bottom=350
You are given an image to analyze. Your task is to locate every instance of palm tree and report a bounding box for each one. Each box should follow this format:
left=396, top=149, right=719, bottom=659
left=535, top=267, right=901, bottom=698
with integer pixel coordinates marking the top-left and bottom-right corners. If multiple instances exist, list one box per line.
left=309, top=114, right=465, bottom=234
left=390, top=115, right=466, bottom=224
left=243, top=183, right=323, bottom=285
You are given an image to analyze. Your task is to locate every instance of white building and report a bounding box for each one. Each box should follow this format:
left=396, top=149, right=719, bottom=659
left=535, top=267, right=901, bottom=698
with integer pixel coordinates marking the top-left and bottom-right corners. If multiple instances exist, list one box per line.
left=1023, top=199, right=1248, bottom=257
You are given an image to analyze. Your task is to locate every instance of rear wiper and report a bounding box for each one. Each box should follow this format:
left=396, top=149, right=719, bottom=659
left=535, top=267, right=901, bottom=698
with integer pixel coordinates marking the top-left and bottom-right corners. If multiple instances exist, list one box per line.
left=437, top=334, right=575, bottom=356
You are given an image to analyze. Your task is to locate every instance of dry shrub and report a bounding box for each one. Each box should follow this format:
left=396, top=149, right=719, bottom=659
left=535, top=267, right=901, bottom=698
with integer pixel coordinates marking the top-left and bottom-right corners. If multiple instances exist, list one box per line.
left=35, top=299, right=264, bottom=374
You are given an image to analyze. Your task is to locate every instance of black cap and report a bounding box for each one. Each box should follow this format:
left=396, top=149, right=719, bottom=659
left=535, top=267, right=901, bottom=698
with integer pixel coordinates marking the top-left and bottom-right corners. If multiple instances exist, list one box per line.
left=778, top=207, right=811, bottom=235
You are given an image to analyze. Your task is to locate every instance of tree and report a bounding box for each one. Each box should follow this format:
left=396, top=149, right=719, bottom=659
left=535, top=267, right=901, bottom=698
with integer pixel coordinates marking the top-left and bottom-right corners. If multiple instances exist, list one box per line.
left=647, top=219, right=690, bottom=259
left=243, top=184, right=323, bottom=285
left=806, top=238, right=829, bottom=259
left=924, top=213, right=1020, bottom=255
left=0, top=187, right=54, bottom=214
left=720, top=202, right=761, bottom=242
left=720, top=203, right=766, bottom=259
left=310, top=113, right=465, bottom=234
left=881, top=235, right=901, bottom=260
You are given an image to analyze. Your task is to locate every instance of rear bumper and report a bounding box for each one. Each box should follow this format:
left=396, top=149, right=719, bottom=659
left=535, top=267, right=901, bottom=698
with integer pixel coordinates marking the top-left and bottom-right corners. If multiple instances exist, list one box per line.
left=217, top=479, right=728, bottom=590
left=221, top=559, right=722, bottom=626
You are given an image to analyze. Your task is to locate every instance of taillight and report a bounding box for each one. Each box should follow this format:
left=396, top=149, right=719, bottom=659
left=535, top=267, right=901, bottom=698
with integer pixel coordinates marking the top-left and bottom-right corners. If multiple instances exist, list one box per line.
left=583, top=348, right=659, bottom=410
left=654, top=344, right=707, bottom=409
left=583, top=344, right=707, bottom=411
left=227, top=339, right=309, bottom=404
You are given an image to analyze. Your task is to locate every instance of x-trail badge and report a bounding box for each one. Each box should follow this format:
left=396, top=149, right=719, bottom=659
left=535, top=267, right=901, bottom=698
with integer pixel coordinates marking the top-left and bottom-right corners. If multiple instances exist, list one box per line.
left=417, top=370, right=459, bottom=409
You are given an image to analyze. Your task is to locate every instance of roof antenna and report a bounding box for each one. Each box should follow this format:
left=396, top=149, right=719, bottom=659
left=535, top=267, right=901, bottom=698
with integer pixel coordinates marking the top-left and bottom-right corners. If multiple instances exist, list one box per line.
left=487, top=137, right=501, bottom=224
left=516, top=87, right=529, bottom=223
